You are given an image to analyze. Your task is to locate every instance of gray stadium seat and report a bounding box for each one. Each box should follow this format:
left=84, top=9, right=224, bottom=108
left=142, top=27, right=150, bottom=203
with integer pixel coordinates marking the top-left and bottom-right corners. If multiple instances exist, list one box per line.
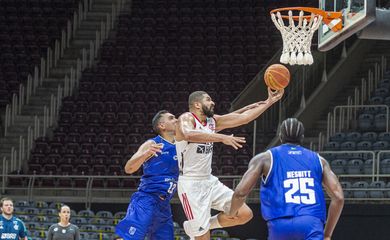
left=363, top=159, right=374, bottom=174
left=330, top=159, right=347, bottom=175
left=369, top=181, right=385, bottom=198
left=352, top=181, right=369, bottom=198
left=96, top=210, right=113, bottom=218
left=380, top=159, right=390, bottom=174
left=346, top=159, right=363, bottom=174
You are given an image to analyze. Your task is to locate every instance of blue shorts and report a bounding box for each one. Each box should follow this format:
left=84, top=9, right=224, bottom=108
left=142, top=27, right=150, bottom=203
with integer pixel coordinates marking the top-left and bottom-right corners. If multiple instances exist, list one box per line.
left=267, top=215, right=324, bottom=240
left=115, top=191, right=174, bottom=240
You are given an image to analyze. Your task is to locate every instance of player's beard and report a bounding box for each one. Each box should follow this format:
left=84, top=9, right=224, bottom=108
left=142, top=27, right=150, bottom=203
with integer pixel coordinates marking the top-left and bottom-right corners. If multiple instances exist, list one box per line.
left=202, top=104, right=214, bottom=118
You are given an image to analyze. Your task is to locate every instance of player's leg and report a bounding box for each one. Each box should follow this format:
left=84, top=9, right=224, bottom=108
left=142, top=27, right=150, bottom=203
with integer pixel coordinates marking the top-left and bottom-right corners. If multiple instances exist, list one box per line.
left=115, top=192, right=156, bottom=240
left=148, top=201, right=175, bottom=240
left=178, top=177, right=213, bottom=239
left=210, top=176, right=253, bottom=228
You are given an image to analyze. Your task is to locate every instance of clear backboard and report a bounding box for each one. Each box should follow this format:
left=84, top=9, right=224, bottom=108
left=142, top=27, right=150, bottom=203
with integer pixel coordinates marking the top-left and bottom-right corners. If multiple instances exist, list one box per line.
left=318, top=0, right=376, bottom=51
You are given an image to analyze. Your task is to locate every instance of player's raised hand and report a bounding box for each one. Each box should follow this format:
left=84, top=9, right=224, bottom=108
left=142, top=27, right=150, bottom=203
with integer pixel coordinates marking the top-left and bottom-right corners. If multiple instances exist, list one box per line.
left=144, top=143, right=163, bottom=159
left=267, top=87, right=284, bottom=103
left=222, top=135, right=246, bottom=150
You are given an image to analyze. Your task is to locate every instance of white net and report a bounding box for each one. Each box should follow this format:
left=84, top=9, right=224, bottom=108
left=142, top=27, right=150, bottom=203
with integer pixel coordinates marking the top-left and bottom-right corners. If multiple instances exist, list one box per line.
left=271, top=10, right=323, bottom=65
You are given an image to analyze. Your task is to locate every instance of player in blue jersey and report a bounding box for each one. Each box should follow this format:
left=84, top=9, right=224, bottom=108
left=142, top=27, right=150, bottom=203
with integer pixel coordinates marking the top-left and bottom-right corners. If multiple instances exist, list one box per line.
left=0, top=198, right=27, bottom=240
left=115, top=110, right=178, bottom=240
left=229, top=118, right=344, bottom=240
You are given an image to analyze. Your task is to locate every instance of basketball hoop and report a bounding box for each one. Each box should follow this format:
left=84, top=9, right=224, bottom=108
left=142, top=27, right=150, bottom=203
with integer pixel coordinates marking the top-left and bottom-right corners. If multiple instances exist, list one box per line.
left=270, top=7, right=343, bottom=65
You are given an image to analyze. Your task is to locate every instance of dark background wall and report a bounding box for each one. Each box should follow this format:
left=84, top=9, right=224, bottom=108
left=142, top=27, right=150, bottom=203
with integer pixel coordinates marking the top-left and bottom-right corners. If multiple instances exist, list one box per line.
left=82, top=202, right=390, bottom=240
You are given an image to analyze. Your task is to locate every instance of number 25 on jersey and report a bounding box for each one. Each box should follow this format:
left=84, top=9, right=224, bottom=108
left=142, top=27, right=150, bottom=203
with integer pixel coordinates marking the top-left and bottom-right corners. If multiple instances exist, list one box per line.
left=283, top=178, right=316, bottom=204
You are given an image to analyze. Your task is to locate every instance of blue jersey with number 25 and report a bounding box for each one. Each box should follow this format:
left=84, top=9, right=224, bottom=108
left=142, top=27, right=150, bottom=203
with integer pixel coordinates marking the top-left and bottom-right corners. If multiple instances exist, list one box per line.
left=138, top=135, right=178, bottom=199
left=260, top=144, right=326, bottom=222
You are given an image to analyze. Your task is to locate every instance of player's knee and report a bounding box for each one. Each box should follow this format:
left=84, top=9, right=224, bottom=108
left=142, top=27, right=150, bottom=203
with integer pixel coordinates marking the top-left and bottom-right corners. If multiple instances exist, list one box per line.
left=236, top=204, right=253, bottom=224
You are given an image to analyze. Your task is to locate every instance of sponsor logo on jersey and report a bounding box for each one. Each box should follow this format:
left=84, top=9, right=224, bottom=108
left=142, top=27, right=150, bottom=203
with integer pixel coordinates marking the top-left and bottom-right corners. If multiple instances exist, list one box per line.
left=1, top=233, right=17, bottom=239
left=288, top=150, right=302, bottom=155
left=54, top=227, right=58, bottom=232
left=129, top=226, right=136, bottom=235
left=196, top=144, right=213, bottom=154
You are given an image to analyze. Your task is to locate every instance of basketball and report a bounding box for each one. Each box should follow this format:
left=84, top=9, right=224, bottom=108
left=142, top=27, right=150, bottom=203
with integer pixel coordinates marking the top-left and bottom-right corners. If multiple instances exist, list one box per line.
left=264, top=64, right=290, bottom=90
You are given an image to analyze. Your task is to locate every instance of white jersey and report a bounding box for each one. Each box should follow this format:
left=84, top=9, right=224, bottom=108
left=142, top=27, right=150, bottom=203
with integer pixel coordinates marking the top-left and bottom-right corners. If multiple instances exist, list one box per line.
left=176, top=113, right=216, bottom=177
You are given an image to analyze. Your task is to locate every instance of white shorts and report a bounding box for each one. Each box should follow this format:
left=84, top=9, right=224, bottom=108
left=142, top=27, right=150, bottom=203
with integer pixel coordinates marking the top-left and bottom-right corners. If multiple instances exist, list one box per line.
left=177, top=175, right=233, bottom=237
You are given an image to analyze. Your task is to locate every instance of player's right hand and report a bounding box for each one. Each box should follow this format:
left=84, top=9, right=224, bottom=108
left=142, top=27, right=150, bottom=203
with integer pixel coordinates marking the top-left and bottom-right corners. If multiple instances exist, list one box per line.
left=267, top=87, right=284, bottom=103
left=222, top=135, right=246, bottom=150
left=144, top=143, right=163, bottom=159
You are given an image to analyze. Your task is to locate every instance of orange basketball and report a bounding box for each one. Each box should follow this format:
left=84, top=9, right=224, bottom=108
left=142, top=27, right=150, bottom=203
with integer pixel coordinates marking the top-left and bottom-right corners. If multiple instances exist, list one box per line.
left=264, top=64, right=290, bottom=90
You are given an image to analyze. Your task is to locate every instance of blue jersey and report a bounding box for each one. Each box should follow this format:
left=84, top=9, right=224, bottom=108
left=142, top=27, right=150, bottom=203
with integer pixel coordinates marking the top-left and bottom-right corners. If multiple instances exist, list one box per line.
left=260, top=144, right=326, bottom=222
left=0, top=215, right=27, bottom=239
left=138, top=135, right=179, bottom=199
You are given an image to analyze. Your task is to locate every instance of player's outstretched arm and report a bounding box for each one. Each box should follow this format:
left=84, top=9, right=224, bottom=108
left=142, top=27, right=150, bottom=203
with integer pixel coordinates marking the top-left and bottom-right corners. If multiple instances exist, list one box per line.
left=176, top=113, right=246, bottom=149
left=215, top=88, right=284, bottom=131
left=124, top=140, right=163, bottom=174
left=321, top=157, right=344, bottom=240
left=229, top=152, right=268, bottom=216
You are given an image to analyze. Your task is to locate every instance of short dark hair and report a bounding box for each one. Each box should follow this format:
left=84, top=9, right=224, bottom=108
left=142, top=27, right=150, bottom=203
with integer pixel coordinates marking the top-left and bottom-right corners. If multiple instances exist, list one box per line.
left=0, top=197, right=13, bottom=208
left=152, top=110, right=169, bottom=134
left=189, top=91, right=208, bottom=107
left=278, top=118, right=305, bottom=144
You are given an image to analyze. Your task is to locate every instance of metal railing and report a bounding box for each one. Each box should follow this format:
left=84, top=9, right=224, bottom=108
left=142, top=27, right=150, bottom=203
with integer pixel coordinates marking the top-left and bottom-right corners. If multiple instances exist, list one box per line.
left=2, top=0, right=128, bottom=175
left=1, top=174, right=239, bottom=208
left=377, top=150, right=390, bottom=181
left=317, top=56, right=388, bottom=149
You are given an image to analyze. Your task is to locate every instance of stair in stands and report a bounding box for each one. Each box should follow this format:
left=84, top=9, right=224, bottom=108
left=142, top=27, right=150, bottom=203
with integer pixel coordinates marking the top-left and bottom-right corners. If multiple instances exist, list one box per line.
left=0, top=0, right=127, bottom=171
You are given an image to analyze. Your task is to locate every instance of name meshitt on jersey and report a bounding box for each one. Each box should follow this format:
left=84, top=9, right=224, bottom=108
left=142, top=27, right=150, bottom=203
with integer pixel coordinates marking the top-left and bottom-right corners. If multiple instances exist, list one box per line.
left=0, top=216, right=27, bottom=240
left=261, top=144, right=326, bottom=222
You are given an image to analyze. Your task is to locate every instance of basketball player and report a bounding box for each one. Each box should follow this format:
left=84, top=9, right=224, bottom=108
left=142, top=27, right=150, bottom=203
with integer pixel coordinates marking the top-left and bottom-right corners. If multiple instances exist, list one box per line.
left=229, top=118, right=344, bottom=240
left=176, top=88, right=284, bottom=239
left=47, top=205, right=80, bottom=240
left=0, top=197, right=27, bottom=240
left=115, top=110, right=178, bottom=240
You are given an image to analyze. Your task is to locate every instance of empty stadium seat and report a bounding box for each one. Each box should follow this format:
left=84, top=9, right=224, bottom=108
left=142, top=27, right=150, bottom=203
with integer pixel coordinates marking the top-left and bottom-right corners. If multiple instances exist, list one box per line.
left=352, top=181, right=369, bottom=198
left=369, top=181, right=385, bottom=198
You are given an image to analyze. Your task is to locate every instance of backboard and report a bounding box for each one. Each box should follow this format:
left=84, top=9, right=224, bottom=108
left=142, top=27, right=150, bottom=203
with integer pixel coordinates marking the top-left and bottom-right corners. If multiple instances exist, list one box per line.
left=318, top=0, right=376, bottom=51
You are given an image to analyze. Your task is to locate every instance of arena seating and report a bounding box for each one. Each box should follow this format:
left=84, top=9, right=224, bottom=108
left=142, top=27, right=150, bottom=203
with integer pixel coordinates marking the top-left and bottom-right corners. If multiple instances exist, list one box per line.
left=25, top=0, right=297, bottom=183
left=0, top=0, right=81, bottom=107
left=322, top=70, right=390, bottom=198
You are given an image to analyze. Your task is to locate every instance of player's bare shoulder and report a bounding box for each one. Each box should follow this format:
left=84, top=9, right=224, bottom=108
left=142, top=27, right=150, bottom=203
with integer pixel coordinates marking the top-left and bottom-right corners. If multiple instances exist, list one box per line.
left=176, top=112, right=196, bottom=141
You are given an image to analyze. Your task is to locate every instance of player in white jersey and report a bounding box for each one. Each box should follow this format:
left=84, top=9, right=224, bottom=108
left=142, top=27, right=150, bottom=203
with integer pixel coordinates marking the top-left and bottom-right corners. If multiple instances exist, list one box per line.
left=176, top=89, right=284, bottom=239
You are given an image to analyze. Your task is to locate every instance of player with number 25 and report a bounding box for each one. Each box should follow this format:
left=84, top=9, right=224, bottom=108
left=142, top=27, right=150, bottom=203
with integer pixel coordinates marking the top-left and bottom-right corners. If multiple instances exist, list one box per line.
left=229, top=118, right=344, bottom=240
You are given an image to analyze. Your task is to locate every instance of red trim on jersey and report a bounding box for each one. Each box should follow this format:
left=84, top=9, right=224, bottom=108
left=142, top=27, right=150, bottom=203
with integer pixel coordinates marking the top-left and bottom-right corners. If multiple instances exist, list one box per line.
left=182, top=193, right=194, bottom=220
left=191, top=113, right=207, bottom=126
left=181, top=193, right=190, bottom=219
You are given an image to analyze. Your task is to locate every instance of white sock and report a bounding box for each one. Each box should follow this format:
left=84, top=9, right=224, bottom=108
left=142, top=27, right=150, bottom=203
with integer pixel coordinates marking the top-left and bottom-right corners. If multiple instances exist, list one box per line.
left=209, top=214, right=222, bottom=229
